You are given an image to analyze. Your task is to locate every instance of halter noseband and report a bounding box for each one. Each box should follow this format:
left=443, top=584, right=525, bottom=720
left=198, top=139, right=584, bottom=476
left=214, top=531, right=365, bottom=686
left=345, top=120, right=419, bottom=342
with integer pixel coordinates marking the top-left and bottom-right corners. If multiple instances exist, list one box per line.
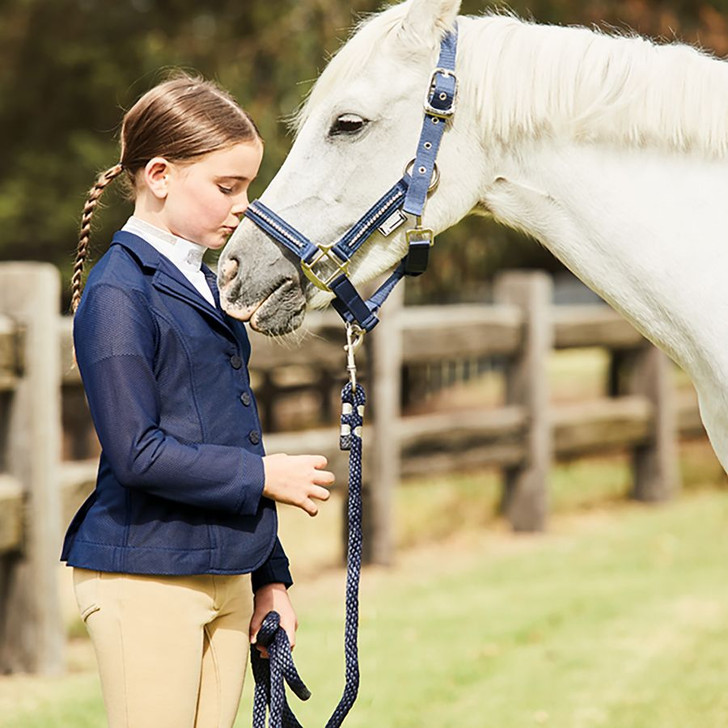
left=244, top=26, right=459, bottom=333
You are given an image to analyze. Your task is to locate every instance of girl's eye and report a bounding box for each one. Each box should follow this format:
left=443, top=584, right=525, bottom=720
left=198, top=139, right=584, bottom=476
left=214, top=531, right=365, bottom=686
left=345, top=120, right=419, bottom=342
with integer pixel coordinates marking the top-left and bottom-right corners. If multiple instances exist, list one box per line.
left=218, top=185, right=233, bottom=195
left=329, top=114, right=368, bottom=137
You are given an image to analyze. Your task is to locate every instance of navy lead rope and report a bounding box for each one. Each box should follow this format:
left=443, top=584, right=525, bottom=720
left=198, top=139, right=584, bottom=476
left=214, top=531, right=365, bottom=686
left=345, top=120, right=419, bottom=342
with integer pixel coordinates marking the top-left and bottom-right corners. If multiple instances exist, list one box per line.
left=248, top=26, right=459, bottom=725
left=252, top=380, right=367, bottom=727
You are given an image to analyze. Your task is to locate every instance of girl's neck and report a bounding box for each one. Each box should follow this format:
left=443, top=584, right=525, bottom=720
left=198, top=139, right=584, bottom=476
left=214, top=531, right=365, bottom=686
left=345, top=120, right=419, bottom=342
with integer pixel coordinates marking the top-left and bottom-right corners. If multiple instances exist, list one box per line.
left=131, top=193, right=172, bottom=237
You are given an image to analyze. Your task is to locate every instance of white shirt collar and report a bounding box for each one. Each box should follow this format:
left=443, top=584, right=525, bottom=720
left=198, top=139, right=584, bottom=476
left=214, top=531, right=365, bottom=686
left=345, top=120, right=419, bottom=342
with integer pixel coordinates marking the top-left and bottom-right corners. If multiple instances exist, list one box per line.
left=122, top=216, right=207, bottom=273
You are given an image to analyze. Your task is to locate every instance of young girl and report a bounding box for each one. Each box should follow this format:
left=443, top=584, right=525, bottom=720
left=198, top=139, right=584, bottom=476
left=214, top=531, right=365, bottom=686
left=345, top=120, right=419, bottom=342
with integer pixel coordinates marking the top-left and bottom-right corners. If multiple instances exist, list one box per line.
left=62, top=73, right=334, bottom=728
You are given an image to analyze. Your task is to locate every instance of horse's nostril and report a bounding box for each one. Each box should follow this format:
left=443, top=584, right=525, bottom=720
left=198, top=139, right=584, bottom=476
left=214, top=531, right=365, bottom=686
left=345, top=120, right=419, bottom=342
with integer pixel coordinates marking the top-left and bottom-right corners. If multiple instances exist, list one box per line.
left=220, top=257, right=239, bottom=286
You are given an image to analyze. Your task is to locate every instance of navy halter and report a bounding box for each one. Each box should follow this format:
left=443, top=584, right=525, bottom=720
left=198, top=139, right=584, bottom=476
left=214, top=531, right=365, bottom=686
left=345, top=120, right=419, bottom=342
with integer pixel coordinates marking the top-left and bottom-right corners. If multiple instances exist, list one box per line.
left=244, top=26, right=459, bottom=332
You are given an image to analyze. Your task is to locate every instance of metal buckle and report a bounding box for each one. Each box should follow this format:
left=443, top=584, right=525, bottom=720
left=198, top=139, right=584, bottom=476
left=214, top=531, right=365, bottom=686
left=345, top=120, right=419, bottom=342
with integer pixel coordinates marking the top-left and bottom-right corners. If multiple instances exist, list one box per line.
left=424, top=67, right=457, bottom=118
left=301, top=246, right=349, bottom=291
left=406, top=226, right=435, bottom=247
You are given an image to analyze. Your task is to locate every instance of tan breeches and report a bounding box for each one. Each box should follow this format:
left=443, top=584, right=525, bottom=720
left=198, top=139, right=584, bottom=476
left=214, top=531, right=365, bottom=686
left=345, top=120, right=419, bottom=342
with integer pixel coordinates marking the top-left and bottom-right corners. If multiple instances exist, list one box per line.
left=73, top=568, right=253, bottom=728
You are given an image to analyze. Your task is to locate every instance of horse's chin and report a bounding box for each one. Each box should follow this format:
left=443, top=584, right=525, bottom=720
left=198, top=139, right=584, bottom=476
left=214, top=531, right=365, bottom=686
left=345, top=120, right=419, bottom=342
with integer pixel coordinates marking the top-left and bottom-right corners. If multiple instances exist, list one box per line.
left=250, top=302, right=306, bottom=336
left=221, top=280, right=306, bottom=337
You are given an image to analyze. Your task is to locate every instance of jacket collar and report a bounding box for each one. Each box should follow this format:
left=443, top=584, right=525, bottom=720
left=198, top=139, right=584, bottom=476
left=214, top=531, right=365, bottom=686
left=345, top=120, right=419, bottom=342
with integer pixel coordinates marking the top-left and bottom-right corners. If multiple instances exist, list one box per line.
left=122, top=217, right=208, bottom=276
left=111, top=231, right=231, bottom=333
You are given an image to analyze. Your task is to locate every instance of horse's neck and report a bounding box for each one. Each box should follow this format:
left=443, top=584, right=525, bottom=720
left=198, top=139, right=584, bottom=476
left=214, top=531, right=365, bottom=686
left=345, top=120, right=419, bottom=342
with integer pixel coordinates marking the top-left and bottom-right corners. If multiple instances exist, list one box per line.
left=480, top=140, right=728, bottom=467
left=482, top=140, right=728, bottom=388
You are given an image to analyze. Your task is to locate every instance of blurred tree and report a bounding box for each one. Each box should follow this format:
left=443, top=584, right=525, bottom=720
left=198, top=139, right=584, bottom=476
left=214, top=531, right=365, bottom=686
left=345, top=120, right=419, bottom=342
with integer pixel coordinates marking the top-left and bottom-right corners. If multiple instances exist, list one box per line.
left=0, top=0, right=377, bottom=303
left=0, top=0, right=726, bottom=305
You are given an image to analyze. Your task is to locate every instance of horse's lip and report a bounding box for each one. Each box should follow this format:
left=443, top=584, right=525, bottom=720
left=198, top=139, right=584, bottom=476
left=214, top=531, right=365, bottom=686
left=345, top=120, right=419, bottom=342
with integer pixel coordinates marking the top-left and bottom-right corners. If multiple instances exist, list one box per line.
left=249, top=287, right=305, bottom=334
left=218, top=284, right=263, bottom=322
left=248, top=300, right=268, bottom=330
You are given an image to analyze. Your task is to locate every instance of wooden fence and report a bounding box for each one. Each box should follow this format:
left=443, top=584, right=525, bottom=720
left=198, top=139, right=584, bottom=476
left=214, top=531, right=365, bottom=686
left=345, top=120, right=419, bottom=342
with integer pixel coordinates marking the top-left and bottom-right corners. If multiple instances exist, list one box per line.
left=0, top=265, right=708, bottom=675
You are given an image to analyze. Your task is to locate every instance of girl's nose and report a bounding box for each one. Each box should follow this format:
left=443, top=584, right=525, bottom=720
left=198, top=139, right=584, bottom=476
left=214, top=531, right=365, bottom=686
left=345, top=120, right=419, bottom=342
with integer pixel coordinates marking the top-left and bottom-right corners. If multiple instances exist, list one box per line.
left=232, top=194, right=250, bottom=217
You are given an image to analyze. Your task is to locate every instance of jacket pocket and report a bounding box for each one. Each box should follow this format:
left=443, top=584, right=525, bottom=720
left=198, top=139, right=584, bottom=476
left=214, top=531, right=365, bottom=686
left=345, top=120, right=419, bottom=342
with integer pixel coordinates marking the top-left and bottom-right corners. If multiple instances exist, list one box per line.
left=126, top=491, right=212, bottom=552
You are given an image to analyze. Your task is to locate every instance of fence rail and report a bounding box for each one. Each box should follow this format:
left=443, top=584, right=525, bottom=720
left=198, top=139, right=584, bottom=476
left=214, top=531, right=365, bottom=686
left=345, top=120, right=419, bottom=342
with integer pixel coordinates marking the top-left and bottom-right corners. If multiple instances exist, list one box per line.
left=0, top=266, right=709, bottom=675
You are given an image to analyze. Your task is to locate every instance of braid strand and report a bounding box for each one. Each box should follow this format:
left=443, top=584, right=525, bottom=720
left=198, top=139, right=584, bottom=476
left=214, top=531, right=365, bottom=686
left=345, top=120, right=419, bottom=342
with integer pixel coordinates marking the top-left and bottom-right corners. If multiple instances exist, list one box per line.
left=71, top=163, right=123, bottom=314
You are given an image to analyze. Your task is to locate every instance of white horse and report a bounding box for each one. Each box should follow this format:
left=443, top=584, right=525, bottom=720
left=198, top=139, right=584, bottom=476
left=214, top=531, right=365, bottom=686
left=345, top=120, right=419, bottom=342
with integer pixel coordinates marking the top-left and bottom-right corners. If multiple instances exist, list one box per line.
left=219, top=0, right=728, bottom=473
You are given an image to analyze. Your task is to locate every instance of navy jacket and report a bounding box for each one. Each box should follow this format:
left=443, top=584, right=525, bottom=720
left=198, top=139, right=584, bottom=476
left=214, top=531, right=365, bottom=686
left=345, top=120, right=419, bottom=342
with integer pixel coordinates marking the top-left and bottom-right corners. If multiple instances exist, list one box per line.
left=61, top=231, right=291, bottom=588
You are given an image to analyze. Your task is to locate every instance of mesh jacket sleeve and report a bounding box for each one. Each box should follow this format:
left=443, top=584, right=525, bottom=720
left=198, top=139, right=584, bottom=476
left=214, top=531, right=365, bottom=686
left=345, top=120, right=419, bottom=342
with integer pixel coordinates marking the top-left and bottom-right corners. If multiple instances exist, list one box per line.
left=252, top=537, right=293, bottom=591
left=74, top=282, right=264, bottom=515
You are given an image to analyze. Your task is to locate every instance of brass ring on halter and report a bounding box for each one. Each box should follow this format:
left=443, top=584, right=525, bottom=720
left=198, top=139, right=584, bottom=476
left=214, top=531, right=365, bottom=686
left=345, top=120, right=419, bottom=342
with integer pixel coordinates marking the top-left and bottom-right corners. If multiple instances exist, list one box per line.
left=403, top=159, right=440, bottom=192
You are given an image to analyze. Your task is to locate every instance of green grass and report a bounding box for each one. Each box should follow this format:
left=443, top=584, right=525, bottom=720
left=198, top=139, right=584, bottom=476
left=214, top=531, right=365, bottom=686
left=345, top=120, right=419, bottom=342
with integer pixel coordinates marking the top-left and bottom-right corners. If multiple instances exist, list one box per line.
left=238, top=489, right=728, bottom=728
left=6, top=477, right=728, bottom=727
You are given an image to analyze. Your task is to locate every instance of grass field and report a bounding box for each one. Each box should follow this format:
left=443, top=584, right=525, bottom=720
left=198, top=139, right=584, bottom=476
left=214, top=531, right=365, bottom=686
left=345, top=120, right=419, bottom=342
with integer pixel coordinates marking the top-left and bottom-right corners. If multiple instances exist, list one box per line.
left=3, top=351, right=727, bottom=727
left=3, top=444, right=728, bottom=727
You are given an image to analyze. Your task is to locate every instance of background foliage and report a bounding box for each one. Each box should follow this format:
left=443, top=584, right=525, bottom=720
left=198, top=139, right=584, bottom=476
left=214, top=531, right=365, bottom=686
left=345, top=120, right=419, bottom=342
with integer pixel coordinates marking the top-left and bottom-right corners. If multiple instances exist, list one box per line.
left=2, top=0, right=728, bottom=306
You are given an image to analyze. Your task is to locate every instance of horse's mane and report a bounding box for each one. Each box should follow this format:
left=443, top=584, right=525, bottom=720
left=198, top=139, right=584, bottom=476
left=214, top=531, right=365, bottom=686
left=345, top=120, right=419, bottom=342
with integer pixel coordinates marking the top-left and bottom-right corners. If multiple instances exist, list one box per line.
left=297, top=4, right=728, bottom=158
left=463, top=14, right=728, bottom=156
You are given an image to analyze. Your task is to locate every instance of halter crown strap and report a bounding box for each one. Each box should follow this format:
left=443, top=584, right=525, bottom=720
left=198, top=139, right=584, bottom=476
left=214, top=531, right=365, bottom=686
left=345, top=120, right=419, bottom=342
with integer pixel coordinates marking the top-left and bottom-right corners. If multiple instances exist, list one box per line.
left=403, top=28, right=458, bottom=216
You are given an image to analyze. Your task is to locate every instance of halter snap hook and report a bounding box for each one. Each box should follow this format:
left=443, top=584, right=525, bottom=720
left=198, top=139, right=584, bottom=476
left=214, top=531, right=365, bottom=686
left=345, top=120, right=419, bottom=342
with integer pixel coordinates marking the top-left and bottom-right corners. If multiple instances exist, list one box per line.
left=344, top=323, right=365, bottom=391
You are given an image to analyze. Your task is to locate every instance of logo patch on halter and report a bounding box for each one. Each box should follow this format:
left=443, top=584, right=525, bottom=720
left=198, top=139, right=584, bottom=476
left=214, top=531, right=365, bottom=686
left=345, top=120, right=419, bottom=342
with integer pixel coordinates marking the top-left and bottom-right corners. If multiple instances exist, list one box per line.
left=378, top=209, right=407, bottom=237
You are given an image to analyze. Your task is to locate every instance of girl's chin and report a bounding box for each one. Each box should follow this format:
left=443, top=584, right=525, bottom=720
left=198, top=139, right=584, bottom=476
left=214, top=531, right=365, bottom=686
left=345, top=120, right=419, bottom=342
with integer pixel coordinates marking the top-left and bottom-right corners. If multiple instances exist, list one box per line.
left=202, top=235, right=229, bottom=251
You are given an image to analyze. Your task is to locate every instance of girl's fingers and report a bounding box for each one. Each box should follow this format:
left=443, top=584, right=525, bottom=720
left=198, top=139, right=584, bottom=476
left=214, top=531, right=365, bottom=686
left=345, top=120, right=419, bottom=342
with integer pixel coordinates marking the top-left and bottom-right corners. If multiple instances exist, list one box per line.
left=311, top=455, right=329, bottom=470
left=310, top=485, right=331, bottom=502
left=298, top=488, right=330, bottom=516
left=283, top=625, right=296, bottom=650
left=313, top=469, right=335, bottom=486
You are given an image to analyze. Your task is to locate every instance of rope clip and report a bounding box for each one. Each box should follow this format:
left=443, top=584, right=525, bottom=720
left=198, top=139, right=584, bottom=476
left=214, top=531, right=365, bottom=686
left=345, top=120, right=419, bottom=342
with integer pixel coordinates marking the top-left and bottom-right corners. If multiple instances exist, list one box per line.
left=344, top=323, right=365, bottom=392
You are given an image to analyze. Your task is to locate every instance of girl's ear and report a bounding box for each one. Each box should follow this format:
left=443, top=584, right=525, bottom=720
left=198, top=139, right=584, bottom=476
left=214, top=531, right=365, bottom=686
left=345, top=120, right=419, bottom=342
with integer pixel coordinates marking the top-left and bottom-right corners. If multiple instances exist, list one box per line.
left=143, top=157, right=172, bottom=199
left=398, top=0, right=461, bottom=49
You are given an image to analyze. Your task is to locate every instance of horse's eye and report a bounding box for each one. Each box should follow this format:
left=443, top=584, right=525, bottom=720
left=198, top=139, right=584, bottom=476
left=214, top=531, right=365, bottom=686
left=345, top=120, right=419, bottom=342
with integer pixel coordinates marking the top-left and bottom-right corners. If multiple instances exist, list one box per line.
left=329, top=114, right=367, bottom=136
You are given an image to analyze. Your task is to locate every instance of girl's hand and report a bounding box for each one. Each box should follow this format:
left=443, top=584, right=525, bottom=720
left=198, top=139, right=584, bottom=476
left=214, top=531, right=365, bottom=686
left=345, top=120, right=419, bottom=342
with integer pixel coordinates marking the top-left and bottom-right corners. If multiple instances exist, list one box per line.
left=262, top=453, right=334, bottom=516
left=249, top=583, right=297, bottom=657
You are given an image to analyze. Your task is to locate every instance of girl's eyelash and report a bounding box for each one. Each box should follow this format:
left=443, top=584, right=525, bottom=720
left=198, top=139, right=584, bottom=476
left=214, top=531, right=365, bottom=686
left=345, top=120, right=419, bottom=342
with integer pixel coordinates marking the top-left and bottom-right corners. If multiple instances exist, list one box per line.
left=218, top=185, right=233, bottom=194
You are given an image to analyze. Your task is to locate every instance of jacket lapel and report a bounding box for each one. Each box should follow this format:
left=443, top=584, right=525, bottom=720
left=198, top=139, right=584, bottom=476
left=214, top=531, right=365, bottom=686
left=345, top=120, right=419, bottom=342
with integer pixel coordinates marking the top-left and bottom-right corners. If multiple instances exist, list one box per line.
left=202, top=265, right=222, bottom=310
left=111, top=231, right=235, bottom=336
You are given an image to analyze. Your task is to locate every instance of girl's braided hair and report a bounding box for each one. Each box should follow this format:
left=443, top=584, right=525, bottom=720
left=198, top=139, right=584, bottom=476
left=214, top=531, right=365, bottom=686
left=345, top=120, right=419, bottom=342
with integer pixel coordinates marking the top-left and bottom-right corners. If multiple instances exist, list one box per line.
left=71, top=72, right=260, bottom=313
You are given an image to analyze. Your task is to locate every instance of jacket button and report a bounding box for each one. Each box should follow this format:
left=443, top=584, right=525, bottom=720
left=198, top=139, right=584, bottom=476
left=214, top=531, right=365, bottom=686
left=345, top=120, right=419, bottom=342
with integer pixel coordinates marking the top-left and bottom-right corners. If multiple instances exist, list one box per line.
left=248, top=430, right=260, bottom=445
left=240, top=391, right=251, bottom=406
left=230, top=355, right=243, bottom=369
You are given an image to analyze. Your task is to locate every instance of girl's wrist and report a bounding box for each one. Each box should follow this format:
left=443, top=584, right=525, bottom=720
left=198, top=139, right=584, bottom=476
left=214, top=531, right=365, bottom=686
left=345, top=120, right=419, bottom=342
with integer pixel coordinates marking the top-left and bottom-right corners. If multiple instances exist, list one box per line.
left=254, top=581, right=288, bottom=594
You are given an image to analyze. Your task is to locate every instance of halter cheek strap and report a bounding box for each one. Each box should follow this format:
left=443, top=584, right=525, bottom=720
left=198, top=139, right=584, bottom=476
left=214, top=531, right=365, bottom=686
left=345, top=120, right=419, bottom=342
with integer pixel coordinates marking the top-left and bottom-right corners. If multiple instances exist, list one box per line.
left=244, top=25, right=458, bottom=332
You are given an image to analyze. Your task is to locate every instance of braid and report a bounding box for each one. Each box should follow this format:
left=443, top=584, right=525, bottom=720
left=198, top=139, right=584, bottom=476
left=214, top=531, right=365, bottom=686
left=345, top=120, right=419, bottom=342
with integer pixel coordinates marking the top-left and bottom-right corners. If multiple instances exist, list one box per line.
left=71, top=163, right=123, bottom=314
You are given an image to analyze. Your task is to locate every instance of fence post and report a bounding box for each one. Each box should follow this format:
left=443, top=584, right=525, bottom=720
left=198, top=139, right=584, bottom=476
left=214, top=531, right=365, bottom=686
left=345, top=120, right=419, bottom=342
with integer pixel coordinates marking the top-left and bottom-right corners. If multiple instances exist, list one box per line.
left=621, top=344, right=680, bottom=501
left=494, top=272, right=553, bottom=531
left=0, top=264, right=64, bottom=674
left=368, top=284, right=404, bottom=565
